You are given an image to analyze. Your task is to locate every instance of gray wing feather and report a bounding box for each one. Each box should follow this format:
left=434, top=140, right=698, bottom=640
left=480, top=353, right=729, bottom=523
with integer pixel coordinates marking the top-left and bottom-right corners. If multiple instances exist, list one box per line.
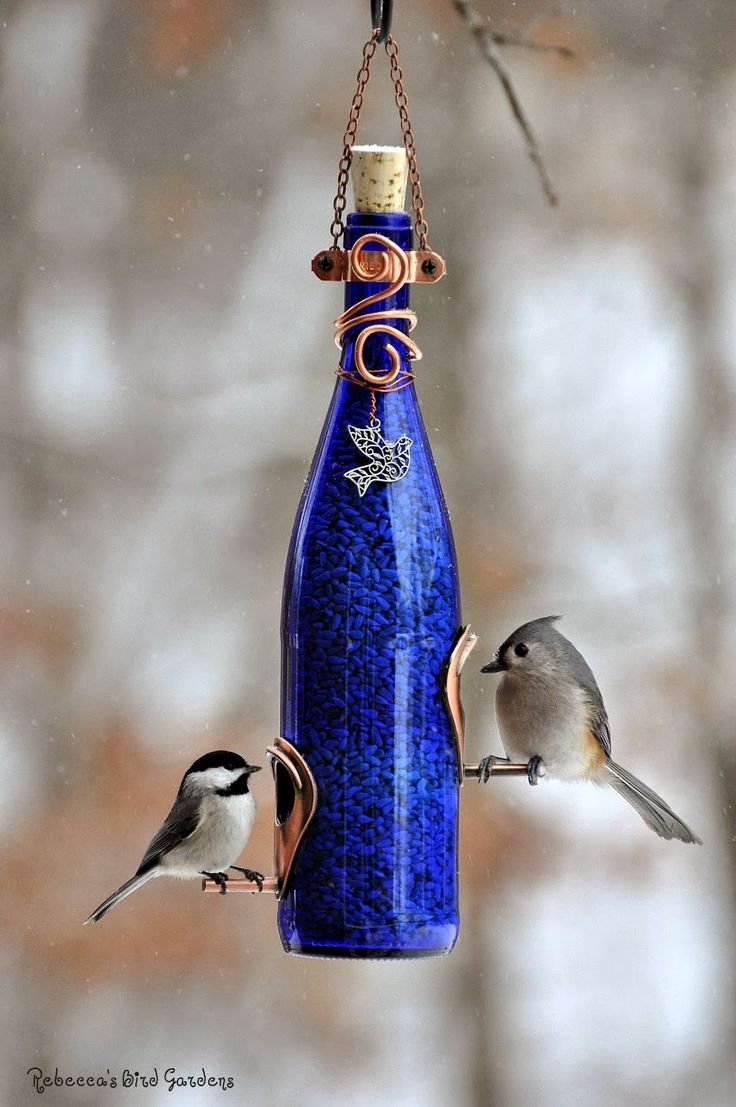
left=586, top=698, right=612, bottom=756
left=135, top=793, right=201, bottom=875
left=567, top=642, right=611, bottom=756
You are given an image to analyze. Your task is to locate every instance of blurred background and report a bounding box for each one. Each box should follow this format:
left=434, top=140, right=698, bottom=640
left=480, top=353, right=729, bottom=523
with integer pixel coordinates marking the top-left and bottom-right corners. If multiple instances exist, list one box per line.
left=1, top=1, right=734, bottom=1104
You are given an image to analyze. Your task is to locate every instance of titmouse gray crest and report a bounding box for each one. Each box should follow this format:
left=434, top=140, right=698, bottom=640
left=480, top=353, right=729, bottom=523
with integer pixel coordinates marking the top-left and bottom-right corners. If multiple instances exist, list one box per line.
left=85, top=750, right=263, bottom=924
left=480, top=617, right=701, bottom=844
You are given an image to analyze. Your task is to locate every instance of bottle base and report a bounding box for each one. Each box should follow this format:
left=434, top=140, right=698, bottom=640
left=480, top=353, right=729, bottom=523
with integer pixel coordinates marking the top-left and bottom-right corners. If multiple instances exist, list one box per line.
left=279, top=919, right=459, bottom=961
left=282, top=941, right=455, bottom=961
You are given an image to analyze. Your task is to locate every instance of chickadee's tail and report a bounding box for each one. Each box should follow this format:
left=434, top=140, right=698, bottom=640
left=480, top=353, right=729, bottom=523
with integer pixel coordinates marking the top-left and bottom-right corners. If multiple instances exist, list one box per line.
left=84, top=870, right=158, bottom=924
left=602, top=759, right=702, bottom=845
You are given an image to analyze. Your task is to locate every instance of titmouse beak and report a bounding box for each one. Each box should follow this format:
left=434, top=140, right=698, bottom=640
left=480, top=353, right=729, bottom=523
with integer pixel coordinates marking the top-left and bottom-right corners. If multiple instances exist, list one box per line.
left=480, top=657, right=504, bottom=674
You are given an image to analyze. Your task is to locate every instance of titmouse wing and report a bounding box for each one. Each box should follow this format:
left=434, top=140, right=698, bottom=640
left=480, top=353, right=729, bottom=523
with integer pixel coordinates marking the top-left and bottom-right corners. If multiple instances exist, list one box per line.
left=583, top=693, right=612, bottom=757
left=134, top=793, right=201, bottom=876
left=566, top=643, right=612, bottom=757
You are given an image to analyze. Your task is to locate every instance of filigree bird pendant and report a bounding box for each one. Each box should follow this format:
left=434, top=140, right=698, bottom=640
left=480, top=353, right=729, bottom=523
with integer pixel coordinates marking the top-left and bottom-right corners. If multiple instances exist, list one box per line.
left=344, top=419, right=412, bottom=497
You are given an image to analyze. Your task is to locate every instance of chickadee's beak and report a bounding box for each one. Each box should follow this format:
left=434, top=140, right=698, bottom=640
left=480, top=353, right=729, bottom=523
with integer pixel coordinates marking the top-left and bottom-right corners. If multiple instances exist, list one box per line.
left=245, top=764, right=262, bottom=775
left=481, top=657, right=504, bottom=674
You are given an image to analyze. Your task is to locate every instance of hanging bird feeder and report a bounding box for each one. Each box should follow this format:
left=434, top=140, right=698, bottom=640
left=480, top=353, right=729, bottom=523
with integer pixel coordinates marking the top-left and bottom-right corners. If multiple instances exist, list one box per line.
left=203, top=7, right=529, bottom=958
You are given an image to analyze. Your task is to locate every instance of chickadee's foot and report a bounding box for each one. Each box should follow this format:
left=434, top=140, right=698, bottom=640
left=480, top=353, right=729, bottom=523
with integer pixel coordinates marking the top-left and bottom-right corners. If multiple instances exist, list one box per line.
left=201, top=870, right=229, bottom=895
left=229, top=866, right=264, bottom=891
left=477, top=755, right=508, bottom=784
left=527, top=756, right=546, bottom=787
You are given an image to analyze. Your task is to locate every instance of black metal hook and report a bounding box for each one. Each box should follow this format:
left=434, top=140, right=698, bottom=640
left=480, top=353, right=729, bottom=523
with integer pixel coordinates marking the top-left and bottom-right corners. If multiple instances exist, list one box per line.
left=371, top=0, right=393, bottom=43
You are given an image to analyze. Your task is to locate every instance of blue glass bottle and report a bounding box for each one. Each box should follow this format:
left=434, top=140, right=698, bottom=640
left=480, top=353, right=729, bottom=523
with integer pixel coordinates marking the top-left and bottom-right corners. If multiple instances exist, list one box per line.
left=279, top=211, right=461, bottom=958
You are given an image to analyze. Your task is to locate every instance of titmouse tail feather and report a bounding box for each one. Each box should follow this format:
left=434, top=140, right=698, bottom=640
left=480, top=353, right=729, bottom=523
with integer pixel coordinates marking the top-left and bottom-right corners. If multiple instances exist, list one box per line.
left=84, top=870, right=158, bottom=924
left=602, top=759, right=701, bottom=845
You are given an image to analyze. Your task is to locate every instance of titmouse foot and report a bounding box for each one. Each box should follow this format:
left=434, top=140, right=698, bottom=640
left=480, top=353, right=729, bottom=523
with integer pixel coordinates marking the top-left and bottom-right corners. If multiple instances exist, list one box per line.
left=201, top=870, right=229, bottom=895
left=527, top=756, right=545, bottom=786
left=477, top=754, right=508, bottom=784
left=229, top=866, right=264, bottom=891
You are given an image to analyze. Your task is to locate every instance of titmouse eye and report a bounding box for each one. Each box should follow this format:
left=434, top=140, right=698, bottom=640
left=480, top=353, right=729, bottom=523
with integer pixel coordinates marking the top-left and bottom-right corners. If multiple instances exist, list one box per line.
left=514, top=643, right=529, bottom=657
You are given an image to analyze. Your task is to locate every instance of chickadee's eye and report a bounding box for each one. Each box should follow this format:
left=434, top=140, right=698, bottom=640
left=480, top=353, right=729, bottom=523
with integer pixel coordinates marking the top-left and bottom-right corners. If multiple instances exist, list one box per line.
left=514, top=643, right=529, bottom=657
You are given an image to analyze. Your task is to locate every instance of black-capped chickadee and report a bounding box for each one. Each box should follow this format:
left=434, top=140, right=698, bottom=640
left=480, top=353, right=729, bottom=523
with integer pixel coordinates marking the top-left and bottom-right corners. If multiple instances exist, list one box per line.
left=85, top=750, right=263, bottom=924
left=479, top=617, right=701, bottom=844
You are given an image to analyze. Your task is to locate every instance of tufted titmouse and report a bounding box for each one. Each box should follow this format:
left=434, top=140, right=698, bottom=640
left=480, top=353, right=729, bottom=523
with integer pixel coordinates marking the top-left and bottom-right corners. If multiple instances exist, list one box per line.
left=479, top=617, right=701, bottom=844
left=85, top=750, right=263, bottom=924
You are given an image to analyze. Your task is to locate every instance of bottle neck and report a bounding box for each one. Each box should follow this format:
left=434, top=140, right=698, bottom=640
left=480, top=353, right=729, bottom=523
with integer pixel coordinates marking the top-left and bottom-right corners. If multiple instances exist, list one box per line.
left=340, top=212, right=413, bottom=382
left=343, top=212, right=412, bottom=312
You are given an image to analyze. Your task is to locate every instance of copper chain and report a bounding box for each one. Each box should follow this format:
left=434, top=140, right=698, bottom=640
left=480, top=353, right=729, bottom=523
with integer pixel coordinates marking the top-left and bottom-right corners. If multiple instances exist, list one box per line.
left=330, top=36, right=378, bottom=246
left=385, top=36, right=428, bottom=250
left=330, top=34, right=429, bottom=252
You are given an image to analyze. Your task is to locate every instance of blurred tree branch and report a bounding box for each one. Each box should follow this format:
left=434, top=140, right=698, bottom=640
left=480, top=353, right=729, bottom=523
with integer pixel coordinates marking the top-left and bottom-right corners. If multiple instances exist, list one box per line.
left=451, top=0, right=573, bottom=206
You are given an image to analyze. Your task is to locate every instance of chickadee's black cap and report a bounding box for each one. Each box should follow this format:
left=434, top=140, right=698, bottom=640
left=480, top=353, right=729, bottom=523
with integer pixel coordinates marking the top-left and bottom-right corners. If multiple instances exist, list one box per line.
left=186, top=750, right=248, bottom=775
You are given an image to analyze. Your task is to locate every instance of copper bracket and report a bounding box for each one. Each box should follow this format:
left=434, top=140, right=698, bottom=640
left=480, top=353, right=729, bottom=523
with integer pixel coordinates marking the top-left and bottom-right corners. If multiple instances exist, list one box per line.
left=312, top=247, right=446, bottom=284
left=201, top=736, right=318, bottom=899
left=443, top=624, right=479, bottom=785
left=265, top=736, right=318, bottom=899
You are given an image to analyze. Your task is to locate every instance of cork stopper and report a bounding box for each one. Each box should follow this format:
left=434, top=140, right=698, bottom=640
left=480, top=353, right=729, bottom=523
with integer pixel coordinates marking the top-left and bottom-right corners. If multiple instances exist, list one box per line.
left=351, top=145, right=408, bottom=214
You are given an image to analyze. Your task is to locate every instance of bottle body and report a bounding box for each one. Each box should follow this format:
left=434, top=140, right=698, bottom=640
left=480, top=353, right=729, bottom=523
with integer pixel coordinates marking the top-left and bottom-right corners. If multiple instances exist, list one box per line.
left=279, top=212, right=461, bottom=958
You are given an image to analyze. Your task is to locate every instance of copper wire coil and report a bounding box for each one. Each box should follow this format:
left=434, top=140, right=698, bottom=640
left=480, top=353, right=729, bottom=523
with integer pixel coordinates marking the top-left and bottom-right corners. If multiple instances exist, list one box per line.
left=334, top=233, right=422, bottom=392
left=336, top=367, right=416, bottom=392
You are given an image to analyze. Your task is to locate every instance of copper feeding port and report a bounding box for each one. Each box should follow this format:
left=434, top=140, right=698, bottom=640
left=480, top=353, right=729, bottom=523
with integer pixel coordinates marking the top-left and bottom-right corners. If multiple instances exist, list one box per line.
left=443, top=624, right=479, bottom=784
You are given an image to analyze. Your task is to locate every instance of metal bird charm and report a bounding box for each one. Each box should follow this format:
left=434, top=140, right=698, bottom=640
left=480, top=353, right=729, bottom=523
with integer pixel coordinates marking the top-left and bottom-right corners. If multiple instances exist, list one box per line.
left=344, top=420, right=412, bottom=497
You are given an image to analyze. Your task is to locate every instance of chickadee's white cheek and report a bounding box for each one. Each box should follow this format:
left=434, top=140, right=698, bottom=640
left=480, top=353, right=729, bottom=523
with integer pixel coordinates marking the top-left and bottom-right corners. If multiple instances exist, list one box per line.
left=190, top=766, right=244, bottom=791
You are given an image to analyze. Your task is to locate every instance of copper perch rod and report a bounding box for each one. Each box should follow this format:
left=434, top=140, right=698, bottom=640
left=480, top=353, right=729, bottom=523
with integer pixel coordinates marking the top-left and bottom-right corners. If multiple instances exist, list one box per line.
left=201, top=876, right=279, bottom=895
left=464, top=760, right=531, bottom=779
